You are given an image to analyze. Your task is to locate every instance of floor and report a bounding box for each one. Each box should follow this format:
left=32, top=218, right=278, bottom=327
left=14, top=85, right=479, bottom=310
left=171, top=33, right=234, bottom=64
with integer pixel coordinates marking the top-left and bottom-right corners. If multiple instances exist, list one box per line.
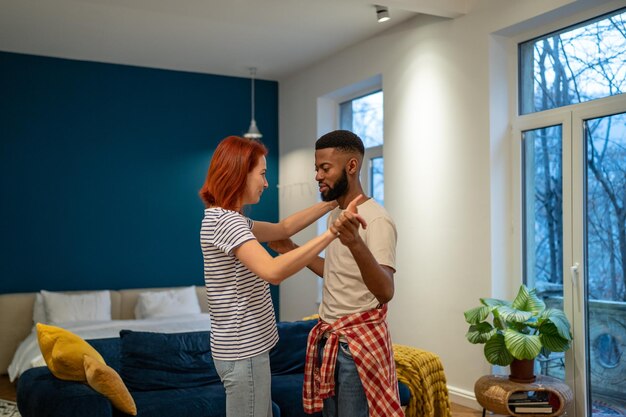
left=0, top=376, right=16, bottom=402
left=450, top=403, right=489, bottom=417
left=0, top=374, right=488, bottom=415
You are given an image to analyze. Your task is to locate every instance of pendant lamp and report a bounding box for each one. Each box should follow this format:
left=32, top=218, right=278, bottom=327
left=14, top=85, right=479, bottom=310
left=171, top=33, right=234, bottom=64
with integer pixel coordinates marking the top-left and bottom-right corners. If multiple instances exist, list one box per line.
left=244, top=67, right=262, bottom=139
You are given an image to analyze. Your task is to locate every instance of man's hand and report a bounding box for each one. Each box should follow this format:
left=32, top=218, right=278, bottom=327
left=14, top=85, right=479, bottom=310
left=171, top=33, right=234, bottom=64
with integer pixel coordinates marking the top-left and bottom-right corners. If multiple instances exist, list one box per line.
left=345, top=194, right=367, bottom=228
left=330, top=194, right=368, bottom=246
left=268, top=238, right=297, bottom=255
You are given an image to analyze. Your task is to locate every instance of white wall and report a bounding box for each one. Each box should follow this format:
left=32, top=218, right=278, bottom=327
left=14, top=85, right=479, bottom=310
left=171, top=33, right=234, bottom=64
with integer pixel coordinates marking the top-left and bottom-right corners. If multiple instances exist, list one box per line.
left=276, top=0, right=620, bottom=408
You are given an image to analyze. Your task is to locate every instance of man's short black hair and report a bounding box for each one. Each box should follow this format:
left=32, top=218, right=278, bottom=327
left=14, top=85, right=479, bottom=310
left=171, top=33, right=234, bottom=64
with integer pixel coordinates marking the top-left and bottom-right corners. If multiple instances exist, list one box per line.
left=315, top=130, right=365, bottom=156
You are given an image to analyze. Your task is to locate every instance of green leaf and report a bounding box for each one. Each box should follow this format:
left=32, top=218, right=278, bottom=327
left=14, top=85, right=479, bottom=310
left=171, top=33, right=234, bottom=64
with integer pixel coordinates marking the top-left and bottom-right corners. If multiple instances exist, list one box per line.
left=481, top=298, right=510, bottom=308
left=539, top=323, right=572, bottom=352
left=492, top=315, right=508, bottom=331
left=539, top=308, right=572, bottom=340
left=466, top=322, right=496, bottom=344
left=512, top=285, right=546, bottom=313
left=508, top=320, right=532, bottom=334
left=504, top=328, right=542, bottom=359
left=484, top=333, right=514, bottom=366
left=464, top=305, right=491, bottom=325
left=497, top=305, right=533, bottom=324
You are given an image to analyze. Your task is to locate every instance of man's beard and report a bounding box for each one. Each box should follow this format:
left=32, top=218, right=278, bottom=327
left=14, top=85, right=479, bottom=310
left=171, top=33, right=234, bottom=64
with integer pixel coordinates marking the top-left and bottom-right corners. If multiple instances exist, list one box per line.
left=320, top=169, right=349, bottom=202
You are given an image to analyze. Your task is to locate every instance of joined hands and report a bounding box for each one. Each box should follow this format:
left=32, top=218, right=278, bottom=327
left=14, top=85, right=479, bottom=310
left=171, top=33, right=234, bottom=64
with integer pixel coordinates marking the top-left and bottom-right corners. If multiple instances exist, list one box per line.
left=268, top=195, right=368, bottom=254
left=329, top=194, right=367, bottom=246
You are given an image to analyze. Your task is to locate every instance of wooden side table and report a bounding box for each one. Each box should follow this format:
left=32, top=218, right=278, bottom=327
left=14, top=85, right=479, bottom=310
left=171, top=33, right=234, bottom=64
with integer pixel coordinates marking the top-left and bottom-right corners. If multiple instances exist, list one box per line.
left=474, top=374, right=573, bottom=416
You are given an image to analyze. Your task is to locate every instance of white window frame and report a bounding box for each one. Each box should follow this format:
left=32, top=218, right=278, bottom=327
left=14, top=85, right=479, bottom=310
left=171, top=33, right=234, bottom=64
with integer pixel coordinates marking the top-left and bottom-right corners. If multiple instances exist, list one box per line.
left=362, top=145, right=383, bottom=198
left=509, top=4, right=626, bottom=415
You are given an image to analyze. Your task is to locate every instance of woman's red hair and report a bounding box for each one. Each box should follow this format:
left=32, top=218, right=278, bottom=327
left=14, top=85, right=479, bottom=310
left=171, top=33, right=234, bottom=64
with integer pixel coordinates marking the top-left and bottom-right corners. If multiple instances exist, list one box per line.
left=199, top=136, right=268, bottom=211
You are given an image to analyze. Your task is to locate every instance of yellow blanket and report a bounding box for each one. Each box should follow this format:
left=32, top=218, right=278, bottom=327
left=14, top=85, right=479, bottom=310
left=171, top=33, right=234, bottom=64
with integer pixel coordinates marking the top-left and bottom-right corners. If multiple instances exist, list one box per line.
left=393, top=344, right=451, bottom=417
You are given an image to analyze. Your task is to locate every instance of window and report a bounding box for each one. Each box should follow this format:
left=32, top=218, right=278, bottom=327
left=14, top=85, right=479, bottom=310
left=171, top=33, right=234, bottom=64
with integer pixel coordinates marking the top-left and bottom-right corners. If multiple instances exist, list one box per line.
left=520, top=6, right=626, bottom=303
left=339, top=90, right=385, bottom=205
left=519, top=8, right=625, bottom=115
left=522, top=125, right=563, bottom=293
left=515, top=7, right=626, bottom=416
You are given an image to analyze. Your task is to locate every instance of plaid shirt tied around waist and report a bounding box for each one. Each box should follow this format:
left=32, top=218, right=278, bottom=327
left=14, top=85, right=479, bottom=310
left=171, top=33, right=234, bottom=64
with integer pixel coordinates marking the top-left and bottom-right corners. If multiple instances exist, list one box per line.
left=302, top=305, right=404, bottom=417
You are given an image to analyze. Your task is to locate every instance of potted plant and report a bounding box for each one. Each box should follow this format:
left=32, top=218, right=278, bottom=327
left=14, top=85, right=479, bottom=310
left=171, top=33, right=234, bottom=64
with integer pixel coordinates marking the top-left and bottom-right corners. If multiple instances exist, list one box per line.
left=463, top=284, right=572, bottom=382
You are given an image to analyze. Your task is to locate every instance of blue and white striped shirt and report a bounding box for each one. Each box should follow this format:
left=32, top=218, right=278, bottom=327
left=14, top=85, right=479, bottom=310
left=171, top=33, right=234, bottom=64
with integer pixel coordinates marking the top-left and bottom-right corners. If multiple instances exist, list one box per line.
left=200, top=208, right=278, bottom=360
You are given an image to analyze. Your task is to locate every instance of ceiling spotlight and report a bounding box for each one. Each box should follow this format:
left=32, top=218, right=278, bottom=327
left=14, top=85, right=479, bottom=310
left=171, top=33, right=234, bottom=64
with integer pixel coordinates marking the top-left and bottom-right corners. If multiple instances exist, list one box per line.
left=375, top=5, right=390, bottom=23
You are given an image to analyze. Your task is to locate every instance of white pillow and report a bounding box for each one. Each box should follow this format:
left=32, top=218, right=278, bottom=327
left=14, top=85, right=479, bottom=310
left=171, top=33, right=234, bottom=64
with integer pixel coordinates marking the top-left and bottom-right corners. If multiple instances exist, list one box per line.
left=134, top=286, right=201, bottom=319
left=40, top=290, right=112, bottom=324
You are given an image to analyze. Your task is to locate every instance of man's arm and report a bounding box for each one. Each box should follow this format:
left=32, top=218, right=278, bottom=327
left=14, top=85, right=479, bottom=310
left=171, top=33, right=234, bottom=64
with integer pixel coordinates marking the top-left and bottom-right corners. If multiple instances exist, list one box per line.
left=332, top=211, right=395, bottom=304
left=345, top=240, right=395, bottom=304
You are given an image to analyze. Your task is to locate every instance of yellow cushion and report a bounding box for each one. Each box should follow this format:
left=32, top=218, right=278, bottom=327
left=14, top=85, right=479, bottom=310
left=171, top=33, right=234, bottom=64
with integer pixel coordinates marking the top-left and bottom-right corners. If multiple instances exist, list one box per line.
left=84, top=355, right=137, bottom=415
left=37, top=323, right=137, bottom=415
left=37, top=323, right=105, bottom=381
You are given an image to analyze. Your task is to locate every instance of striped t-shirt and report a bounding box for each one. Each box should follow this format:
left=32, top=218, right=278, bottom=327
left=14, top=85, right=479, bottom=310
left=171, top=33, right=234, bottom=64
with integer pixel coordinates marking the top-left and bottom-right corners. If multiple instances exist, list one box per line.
left=200, top=207, right=278, bottom=360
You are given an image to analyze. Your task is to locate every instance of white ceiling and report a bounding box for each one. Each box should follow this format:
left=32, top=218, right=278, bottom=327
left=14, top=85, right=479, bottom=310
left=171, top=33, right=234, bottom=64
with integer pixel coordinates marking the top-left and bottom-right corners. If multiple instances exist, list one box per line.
left=0, top=0, right=470, bottom=80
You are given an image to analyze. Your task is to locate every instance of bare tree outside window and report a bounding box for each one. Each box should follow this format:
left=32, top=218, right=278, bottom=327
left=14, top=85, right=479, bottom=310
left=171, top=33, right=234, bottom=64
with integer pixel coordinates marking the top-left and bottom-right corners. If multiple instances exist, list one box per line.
left=520, top=8, right=626, bottom=303
left=340, top=91, right=384, bottom=205
left=523, top=126, right=563, bottom=293
left=520, top=9, right=625, bottom=115
left=586, top=113, right=626, bottom=302
left=341, top=91, right=383, bottom=148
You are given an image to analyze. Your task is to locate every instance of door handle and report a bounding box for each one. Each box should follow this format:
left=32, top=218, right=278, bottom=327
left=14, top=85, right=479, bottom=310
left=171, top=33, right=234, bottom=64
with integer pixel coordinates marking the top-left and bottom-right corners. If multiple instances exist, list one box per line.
left=570, top=263, right=580, bottom=287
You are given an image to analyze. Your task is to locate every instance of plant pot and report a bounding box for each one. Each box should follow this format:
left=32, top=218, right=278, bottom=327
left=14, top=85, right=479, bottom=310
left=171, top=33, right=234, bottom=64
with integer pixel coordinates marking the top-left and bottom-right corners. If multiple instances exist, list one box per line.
left=509, top=358, right=536, bottom=383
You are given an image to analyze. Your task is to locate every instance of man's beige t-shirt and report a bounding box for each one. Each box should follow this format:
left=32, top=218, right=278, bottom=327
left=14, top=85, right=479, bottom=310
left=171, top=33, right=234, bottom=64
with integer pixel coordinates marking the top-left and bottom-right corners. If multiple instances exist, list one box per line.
left=319, top=198, right=397, bottom=324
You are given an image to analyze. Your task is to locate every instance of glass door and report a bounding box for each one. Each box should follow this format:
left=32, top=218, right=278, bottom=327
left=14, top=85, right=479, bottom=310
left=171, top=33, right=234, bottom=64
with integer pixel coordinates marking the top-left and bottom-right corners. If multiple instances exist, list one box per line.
left=514, top=7, right=626, bottom=415
left=516, top=96, right=626, bottom=417
left=519, top=114, right=574, bottom=398
left=572, top=98, right=626, bottom=417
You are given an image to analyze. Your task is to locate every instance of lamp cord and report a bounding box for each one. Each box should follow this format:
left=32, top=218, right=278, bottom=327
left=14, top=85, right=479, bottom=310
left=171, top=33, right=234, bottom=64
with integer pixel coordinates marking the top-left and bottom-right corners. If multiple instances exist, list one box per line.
left=250, top=67, right=256, bottom=121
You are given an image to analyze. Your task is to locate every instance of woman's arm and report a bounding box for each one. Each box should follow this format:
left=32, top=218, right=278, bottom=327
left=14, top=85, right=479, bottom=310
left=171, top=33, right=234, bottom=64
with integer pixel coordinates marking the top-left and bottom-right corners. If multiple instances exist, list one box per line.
left=252, top=201, right=337, bottom=243
left=234, top=229, right=336, bottom=285
left=268, top=239, right=325, bottom=278
left=240, top=195, right=366, bottom=284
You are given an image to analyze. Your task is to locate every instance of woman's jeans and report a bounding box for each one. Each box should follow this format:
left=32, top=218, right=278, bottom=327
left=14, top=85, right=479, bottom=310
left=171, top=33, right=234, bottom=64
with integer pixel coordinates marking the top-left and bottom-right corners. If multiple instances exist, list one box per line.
left=319, top=340, right=369, bottom=417
left=214, top=351, right=273, bottom=417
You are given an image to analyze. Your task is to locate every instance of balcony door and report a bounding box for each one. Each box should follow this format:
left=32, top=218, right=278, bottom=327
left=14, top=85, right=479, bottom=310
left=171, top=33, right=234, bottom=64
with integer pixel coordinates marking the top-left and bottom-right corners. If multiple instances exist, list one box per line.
left=515, top=95, right=626, bottom=417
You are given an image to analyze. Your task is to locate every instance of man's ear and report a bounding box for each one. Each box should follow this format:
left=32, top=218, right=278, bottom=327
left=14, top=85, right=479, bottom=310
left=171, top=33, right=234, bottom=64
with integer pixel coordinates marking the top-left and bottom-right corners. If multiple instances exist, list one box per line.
left=346, top=157, right=359, bottom=175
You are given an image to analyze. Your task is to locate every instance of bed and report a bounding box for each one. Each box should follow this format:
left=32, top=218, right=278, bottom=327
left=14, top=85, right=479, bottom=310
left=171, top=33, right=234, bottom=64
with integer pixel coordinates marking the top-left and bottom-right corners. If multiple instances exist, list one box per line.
left=0, top=285, right=211, bottom=381
left=3, top=285, right=453, bottom=417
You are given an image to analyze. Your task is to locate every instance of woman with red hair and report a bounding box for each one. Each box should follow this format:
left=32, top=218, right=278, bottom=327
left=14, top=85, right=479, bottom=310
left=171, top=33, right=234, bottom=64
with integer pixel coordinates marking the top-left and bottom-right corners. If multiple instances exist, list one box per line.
left=199, top=136, right=364, bottom=417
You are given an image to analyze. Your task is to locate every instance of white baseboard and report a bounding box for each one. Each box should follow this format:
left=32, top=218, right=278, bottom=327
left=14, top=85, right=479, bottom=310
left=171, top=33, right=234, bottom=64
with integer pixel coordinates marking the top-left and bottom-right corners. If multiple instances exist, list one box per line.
left=448, top=384, right=482, bottom=411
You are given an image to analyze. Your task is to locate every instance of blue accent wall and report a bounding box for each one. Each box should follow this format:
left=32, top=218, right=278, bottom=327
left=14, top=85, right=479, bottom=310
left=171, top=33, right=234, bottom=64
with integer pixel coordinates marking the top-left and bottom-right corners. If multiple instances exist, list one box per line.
left=0, top=51, right=280, bottom=311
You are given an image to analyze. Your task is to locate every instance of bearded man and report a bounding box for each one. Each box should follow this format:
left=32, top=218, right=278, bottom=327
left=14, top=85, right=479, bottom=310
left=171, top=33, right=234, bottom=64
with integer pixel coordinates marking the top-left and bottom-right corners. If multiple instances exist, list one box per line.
left=270, top=130, right=402, bottom=417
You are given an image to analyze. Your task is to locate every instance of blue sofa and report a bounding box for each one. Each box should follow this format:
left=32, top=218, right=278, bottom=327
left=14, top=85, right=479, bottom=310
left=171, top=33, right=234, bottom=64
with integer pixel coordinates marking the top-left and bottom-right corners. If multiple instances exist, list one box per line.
left=17, top=319, right=410, bottom=417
